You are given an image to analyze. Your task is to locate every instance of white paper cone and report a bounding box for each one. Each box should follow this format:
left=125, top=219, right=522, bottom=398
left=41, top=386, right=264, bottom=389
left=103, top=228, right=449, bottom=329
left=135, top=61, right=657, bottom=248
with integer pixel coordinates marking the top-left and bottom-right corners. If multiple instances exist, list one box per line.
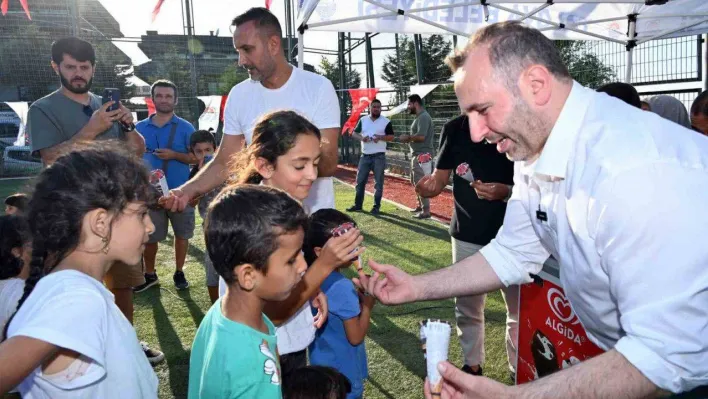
left=422, top=321, right=451, bottom=392
left=459, top=170, right=475, bottom=182
left=158, top=177, right=169, bottom=197
left=419, top=161, right=432, bottom=176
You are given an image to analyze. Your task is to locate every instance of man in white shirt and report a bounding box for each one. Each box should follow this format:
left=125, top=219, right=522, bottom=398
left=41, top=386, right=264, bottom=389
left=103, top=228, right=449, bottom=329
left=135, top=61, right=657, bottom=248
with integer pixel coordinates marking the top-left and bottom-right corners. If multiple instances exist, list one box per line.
left=347, top=98, right=394, bottom=215
left=357, top=21, right=708, bottom=398
left=163, top=7, right=340, bottom=213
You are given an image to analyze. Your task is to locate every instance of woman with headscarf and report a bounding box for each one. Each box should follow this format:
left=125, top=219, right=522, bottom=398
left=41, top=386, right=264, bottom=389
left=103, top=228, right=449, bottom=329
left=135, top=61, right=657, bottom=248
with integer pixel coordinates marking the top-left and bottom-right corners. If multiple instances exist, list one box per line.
left=647, top=95, right=691, bottom=129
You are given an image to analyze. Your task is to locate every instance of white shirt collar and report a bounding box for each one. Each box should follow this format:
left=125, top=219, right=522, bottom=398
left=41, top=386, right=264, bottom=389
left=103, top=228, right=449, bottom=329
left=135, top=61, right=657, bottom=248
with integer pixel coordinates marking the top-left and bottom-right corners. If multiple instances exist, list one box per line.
left=528, top=81, right=591, bottom=180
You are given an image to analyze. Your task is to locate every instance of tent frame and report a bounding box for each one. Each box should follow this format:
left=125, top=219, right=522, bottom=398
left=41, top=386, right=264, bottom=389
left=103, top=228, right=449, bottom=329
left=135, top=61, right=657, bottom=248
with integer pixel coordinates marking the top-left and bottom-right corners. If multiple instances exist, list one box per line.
left=296, top=0, right=708, bottom=83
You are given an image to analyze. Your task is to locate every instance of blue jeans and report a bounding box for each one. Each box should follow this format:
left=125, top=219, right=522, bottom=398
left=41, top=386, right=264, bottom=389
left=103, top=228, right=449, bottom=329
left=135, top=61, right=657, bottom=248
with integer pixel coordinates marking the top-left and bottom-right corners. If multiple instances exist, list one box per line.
left=354, top=152, right=386, bottom=209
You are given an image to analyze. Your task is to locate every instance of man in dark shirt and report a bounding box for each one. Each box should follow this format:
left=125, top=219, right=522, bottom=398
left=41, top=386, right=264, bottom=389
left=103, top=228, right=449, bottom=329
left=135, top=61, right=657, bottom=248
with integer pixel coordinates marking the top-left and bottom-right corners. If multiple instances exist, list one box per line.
left=417, top=114, right=517, bottom=378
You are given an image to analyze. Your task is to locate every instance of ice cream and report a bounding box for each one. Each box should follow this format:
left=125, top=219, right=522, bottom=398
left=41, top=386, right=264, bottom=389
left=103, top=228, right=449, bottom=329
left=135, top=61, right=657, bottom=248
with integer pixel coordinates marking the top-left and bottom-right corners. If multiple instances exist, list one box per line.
left=456, top=162, right=475, bottom=182
left=417, top=152, right=433, bottom=175
left=149, top=169, right=169, bottom=197
left=421, top=319, right=451, bottom=395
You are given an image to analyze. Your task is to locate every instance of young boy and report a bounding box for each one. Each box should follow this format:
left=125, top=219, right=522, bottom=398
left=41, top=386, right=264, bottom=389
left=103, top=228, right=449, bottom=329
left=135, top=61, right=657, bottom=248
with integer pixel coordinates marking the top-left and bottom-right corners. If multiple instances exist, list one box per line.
left=4, top=193, right=27, bottom=216
left=188, top=184, right=309, bottom=399
left=188, top=130, right=220, bottom=303
left=304, top=209, right=375, bottom=399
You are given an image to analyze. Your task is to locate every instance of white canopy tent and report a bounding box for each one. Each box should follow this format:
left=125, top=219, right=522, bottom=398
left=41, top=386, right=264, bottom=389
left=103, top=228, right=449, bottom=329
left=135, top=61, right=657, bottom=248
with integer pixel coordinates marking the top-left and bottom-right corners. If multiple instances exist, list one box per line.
left=295, top=0, right=708, bottom=83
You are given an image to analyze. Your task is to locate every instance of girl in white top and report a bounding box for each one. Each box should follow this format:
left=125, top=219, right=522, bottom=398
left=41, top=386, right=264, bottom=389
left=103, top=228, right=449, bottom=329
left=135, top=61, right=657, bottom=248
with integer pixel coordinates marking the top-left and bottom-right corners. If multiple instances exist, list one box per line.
left=216, top=110, right=364, bottom=372
left=0, top=146, right=159, bottom=399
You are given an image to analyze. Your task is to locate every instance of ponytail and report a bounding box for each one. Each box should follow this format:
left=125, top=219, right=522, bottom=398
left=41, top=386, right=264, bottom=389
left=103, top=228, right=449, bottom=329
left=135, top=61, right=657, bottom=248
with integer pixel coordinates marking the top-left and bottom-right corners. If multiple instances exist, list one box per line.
left=2, top=241, right=48, bottom=341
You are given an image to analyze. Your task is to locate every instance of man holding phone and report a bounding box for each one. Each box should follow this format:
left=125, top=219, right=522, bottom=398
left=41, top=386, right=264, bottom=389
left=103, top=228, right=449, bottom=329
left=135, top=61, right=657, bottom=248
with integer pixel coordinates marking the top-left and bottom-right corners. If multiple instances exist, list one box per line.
left=26, top=37, right=164, bottom=366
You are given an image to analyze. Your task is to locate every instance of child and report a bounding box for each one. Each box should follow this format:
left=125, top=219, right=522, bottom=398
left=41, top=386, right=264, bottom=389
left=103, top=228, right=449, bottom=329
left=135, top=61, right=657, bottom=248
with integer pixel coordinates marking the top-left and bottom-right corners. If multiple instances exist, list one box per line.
left=188, top=130, right=220, bottom=303
left=188, top=184, right=309, bottom=398
left=282, top=366, right=352, bottom=399
left=4, top=193, right=27, bottom=216
left=220, top=110, right=365, bottom=376
left=0, top=146, right=159, bottom=398
left=305, top=209, right=375, bottom=399
left=0, top=215, right=30, bottom=333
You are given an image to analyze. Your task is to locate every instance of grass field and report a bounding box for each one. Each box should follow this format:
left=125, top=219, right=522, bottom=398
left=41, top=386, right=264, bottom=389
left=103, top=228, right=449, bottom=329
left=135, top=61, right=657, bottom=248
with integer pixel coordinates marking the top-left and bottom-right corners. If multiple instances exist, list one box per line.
left=1, top=179, right=512, bottom=399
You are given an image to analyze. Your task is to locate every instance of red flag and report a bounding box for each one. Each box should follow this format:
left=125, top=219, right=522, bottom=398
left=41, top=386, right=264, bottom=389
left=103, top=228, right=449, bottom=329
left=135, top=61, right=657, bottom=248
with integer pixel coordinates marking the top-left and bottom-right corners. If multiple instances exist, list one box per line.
left=342, top=88, right=379, bottom=135
left=18, top=0, right=30, bottom=19
left=265, top=0, right=273, bottom=10
left=152, top=0, right=165, bottom=22
left=220, top=95, right=227, bottom=122
left=145, top=97, right=156, bottom=115
left=1, top=0, right=31, bottom=19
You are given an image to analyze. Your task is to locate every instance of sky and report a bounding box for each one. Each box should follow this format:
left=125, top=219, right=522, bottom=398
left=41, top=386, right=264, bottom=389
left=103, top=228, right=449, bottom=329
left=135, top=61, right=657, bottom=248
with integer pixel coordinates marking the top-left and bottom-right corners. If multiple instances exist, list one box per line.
left=99, top=0, right=404, bottom=96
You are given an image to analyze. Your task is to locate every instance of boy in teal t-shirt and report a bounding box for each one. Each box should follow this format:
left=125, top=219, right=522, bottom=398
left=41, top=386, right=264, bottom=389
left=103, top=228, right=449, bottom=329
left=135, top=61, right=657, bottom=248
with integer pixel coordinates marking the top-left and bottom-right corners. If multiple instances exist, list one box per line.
left=188, top=185, right=310, bottom=398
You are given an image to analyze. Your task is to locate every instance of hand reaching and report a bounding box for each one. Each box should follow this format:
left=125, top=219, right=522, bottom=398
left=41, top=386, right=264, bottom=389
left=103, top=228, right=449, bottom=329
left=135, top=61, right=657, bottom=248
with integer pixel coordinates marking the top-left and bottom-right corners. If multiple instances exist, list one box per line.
left=317, top=228, right=365, bottom=271
left=311, top=291, right=329, bottom=329
left=352, top=260, right=418, bottom=305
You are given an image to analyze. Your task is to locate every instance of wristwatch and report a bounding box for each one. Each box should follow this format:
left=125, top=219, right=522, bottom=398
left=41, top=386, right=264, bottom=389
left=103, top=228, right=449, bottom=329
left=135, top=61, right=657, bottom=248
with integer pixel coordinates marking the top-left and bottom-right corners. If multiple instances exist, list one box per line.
left=121, top=121, right=136, bottom=132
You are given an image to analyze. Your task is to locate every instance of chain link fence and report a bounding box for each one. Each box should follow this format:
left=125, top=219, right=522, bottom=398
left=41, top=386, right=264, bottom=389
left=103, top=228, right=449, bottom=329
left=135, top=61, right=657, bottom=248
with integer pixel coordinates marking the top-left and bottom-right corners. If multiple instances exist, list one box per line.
left=0, top=1, right=704, bottom=179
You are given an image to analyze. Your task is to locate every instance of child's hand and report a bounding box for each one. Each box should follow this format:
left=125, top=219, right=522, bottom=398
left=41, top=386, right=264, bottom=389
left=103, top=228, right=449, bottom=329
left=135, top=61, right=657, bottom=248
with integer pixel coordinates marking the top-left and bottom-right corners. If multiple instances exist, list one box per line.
left=358, top=287, right=377, bottom=309
left=318, top=228, right=365, bottom=270
left=312, top=291, right=329, bottom=329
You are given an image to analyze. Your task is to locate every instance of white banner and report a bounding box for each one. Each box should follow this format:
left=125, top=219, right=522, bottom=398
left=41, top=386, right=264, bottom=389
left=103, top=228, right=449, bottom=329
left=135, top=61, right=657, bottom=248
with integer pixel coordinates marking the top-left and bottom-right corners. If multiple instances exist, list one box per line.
left=298, top=0, right=708, bottom=42
left=197, top=95, right=223, bottom=132
left=4, top=102, right=28, bottom=146
left=383, top=84, right=442, bottom=118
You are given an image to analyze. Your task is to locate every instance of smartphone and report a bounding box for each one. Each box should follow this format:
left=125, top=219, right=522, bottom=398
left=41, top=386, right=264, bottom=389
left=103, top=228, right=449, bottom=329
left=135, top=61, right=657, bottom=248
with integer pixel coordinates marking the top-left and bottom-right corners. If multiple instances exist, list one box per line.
left=102, top=88, right=120, bottom=112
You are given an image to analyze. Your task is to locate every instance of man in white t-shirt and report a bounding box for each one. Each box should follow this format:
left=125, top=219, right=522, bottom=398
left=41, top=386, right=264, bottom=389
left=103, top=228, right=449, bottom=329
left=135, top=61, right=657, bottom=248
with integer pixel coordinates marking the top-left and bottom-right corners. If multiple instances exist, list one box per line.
left=162, top=6, right=341, bottom=374
left=163, top=7, right=340, bottom=213
left=346, top=99, right=394, bottom=215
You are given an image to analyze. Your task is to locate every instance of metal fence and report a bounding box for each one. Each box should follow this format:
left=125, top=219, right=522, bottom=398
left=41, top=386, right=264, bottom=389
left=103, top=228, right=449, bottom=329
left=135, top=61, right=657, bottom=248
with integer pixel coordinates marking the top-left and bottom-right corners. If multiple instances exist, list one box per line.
left=0, top=1, right=704, bottom=179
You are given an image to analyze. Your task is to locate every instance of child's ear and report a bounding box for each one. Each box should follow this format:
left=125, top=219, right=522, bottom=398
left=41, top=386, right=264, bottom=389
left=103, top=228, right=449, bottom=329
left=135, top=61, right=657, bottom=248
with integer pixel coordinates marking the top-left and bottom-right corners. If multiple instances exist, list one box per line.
left=254, top=157, right=275, bottom=180
left=314, top=247, right=323, bottom=258
left=86, top=208, right=112, bottom=241
left=235, top=264, right=257, bottom=291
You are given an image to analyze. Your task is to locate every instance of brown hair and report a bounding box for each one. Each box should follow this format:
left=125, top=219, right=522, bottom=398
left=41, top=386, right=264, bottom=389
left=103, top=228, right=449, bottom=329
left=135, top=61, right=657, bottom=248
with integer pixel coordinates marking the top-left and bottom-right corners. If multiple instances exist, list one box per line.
left=446, top=21, right=571, bottom=91
left=229, top=110, right=321, bottom=185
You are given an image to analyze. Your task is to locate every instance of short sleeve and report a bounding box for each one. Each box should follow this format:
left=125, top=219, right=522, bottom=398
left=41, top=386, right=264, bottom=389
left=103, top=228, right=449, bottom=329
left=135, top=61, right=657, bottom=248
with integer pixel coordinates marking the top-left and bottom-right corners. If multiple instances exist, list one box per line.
left=325, top=278, right=360, bottom=320
left=184, top=122, right=195, bottom=151
left=435, top=122, right=454, bottom=170
left=223, top=87, right=243, bottom=136
left=311, top=79, right=340, bottom=129
left=27, top=106, right=63, bottom=153
left=353, top=119, right=363, bottom=134
left=414, top=114, right=432, bottom=137
left=384, top=122, right=394, bottom=135
left=8, top=287, right=108, bottom=387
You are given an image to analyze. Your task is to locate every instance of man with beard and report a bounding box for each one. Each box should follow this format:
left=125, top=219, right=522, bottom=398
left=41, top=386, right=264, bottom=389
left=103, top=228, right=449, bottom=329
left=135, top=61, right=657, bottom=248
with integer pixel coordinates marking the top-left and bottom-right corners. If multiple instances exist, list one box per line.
left=347, top=99, right=394, bottom=215
left=356, top=22, right=708, bottom=398
left=26, top=37, right=164, bottom=366
left=163, top=7, right=340, bottom=215
left=134, top=80, right=196, bottom=293
left=398, top=94, right=435, bottom=219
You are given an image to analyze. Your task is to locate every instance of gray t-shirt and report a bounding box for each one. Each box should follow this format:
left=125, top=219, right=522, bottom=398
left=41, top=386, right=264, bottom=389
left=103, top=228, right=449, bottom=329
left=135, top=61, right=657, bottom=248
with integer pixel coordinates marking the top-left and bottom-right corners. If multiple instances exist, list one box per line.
left=409, top=110, right=434, bottom=155
left=27, top=90, right=125, bottom=155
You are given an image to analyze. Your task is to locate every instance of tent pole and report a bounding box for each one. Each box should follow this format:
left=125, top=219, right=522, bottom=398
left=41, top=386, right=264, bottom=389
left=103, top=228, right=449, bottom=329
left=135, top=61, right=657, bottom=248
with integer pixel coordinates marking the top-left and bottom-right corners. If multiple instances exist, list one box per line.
left=625, top=15, right=637, bottom=84
left=414, top=34, right=425, bottom=84
left=298, top=30, right=304, bottom=68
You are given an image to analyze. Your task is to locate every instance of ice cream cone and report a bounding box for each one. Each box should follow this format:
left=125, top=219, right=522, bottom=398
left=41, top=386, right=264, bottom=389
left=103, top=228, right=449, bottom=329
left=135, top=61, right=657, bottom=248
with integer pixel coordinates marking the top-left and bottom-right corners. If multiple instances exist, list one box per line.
left=422, top=320, right=451, bottom=392
left=456, top=162, right=475, bottom=182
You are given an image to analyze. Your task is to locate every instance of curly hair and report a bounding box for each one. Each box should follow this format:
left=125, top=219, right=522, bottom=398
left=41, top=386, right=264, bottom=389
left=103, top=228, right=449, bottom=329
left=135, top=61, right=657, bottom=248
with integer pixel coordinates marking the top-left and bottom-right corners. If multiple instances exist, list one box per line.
left=229, top=110, right=321, bottom=185
left=0, top=215, right=29, bottom=280
left=3, top=142, right=156, bottom=340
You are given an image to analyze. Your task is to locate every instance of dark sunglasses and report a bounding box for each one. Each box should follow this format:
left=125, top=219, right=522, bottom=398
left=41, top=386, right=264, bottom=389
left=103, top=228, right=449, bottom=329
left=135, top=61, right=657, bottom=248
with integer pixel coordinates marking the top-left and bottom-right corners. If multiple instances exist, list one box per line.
left=82, top=105, right=94, bottom=118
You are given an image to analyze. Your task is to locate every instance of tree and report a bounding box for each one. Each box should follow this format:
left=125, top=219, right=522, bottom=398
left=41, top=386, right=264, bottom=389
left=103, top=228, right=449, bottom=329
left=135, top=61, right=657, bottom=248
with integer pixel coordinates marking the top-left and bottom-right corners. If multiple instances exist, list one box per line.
left=218, top=66, right=249, bottom=95
left=317, top=56, right=361, bottom=112
left=380, top=35, right=452, bottom=104
left=555, top=41, right=615, bottom=89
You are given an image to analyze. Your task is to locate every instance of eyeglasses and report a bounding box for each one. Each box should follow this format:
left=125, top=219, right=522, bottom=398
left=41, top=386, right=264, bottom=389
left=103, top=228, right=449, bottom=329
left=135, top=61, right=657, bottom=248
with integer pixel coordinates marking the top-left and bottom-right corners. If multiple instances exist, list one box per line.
left=82, top=105, right=93, bottom=118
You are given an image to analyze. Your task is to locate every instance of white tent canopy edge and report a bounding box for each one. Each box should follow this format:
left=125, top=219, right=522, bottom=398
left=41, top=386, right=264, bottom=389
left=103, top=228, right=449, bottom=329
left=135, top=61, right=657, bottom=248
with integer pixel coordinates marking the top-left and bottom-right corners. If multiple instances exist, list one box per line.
left=295, top=0, right=708, bottom=83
